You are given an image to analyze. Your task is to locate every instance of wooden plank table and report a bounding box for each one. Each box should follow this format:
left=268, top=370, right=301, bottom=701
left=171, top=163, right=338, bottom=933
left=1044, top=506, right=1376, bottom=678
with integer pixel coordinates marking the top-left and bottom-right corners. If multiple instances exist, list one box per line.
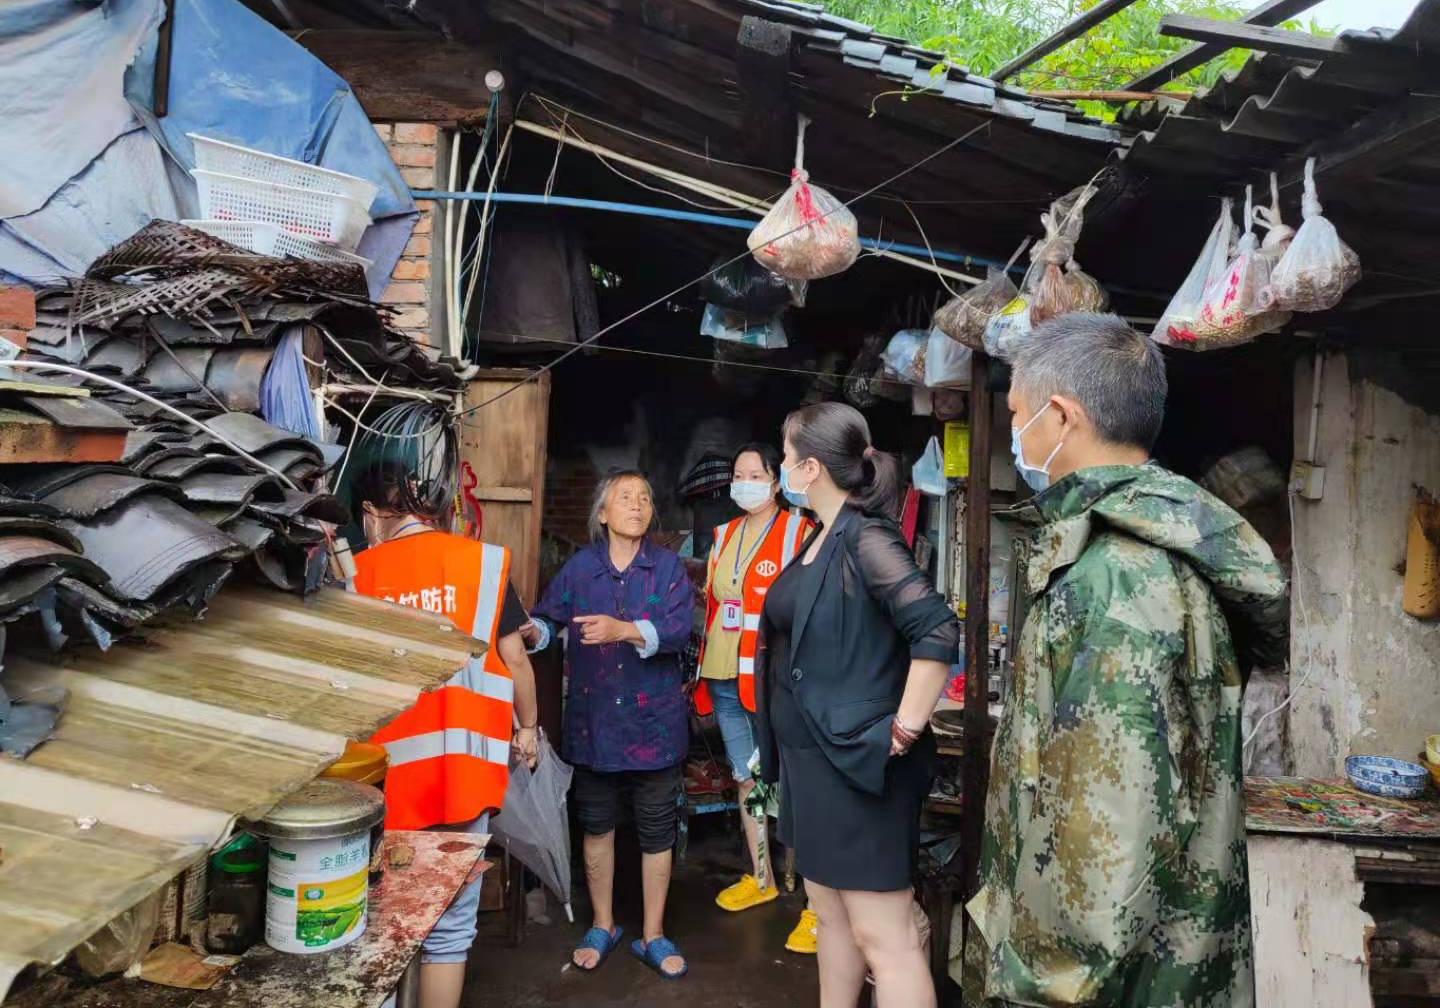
left=25, top=831, right=486, bottom=1008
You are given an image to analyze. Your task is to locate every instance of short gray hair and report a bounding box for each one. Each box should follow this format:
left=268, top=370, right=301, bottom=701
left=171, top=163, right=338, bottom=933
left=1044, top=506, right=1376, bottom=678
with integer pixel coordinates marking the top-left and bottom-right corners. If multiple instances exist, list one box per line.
left=588, top=469, right=656, bottom=543
left=1011, top=312, right=1167, bottom=451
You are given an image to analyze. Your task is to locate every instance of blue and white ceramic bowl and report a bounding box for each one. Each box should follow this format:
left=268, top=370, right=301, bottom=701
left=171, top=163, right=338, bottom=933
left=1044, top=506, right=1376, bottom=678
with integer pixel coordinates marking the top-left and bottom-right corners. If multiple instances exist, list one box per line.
left=1346, top=756, right=1429, bottom=799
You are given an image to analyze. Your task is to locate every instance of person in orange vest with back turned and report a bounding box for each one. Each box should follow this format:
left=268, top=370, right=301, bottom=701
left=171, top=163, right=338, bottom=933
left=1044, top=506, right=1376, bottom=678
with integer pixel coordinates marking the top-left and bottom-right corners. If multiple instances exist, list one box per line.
left=351, top=462, right=539, bottom=1008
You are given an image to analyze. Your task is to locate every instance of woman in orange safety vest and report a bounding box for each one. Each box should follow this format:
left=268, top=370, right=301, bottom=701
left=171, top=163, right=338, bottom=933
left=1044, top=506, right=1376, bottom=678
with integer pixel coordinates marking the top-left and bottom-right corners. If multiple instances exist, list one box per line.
left=351, top=462, right=539, bottom=1008
left=693, top=443, right=814, bottom=952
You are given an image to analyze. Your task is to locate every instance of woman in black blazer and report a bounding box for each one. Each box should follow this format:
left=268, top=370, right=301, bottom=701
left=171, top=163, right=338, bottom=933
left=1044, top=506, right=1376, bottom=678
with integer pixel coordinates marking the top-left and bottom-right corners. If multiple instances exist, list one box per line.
left=757, top=402, right=958, bottom=1008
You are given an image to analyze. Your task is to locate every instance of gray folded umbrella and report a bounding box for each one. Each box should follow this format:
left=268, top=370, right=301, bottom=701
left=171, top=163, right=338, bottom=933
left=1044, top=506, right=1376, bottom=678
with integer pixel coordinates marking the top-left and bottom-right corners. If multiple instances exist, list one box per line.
left=490, top=734, right=575, bottom=923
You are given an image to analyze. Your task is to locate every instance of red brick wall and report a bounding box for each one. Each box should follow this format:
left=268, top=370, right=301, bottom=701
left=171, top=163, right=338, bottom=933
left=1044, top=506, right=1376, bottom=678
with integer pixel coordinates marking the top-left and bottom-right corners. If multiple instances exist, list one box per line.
left=544, top=457, right=600, bottom=549
left=0, top=286, right=35, bottom=351
left=374, top=123, right=438, bottom=344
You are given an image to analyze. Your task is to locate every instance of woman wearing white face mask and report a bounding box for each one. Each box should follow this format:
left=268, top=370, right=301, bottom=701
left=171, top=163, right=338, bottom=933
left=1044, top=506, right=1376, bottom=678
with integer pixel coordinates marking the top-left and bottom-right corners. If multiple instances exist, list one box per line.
left=694, top=443, right=814, bottom=945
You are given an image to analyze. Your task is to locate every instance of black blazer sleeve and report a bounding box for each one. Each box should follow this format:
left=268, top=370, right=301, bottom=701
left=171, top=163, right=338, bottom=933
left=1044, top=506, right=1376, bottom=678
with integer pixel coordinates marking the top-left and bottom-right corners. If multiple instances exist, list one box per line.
left=847, top=517, right=960, bottom=663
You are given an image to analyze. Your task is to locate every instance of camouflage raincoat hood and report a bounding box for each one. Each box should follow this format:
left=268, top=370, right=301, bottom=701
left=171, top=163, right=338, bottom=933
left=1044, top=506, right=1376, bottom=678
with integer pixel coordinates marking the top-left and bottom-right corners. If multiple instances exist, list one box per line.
left=963, top=462, right=1286, bottom=1008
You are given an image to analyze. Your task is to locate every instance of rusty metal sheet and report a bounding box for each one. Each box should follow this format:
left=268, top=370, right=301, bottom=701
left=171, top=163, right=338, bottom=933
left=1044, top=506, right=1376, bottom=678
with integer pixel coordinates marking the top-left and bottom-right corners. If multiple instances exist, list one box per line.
left=38, top=472, right=181, bottom=520
left=59, top=494, right=243, bottom=602
left=206, top=348, right=275, bottom=413
left=21, top=397, right=133, bottom=432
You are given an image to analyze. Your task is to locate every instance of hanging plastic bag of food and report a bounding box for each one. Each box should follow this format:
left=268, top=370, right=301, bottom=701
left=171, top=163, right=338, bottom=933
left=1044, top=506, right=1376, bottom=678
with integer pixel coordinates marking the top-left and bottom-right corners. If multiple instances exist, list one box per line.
left=699, top=257, right=806, bottom=314
left=748, top=117, right=860, bottom=281
left=984, top=294, right=1034, bottom=360
left=1027, top=182, right=1100, bottom=326
left=924, top=326, right=973, bottom=389
left=1253, top=173, right=1295, bottom=271
left=1265, top=158, right=1360, bottom=312
left=933, top=248, right=1024, bottom=352
left=699, top=303, right=788, bottom=349
left=1152, top=198, right=1235, bottom=347
left=881, top=329, right=928, bottom=385
left=1192, top=186, right=1292, bottom=349
left=912, top=437, right=947, bottom=497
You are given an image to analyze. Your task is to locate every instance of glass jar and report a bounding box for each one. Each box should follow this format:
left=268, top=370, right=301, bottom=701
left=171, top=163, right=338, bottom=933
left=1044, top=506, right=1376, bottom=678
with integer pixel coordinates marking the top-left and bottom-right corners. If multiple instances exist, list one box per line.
left=206, top=838, right=266, bottom=954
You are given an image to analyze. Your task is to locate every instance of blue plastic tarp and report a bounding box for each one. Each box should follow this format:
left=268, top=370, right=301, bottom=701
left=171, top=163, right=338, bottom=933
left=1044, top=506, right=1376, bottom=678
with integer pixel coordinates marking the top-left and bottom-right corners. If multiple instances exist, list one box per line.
left=0, top=0, right=415, bottom=298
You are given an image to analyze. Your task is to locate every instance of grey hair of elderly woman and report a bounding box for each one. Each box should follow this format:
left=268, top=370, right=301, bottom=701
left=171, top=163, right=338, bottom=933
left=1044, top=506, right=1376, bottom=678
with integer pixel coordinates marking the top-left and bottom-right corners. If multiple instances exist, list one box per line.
left=587, top=469, right=658, bottom=543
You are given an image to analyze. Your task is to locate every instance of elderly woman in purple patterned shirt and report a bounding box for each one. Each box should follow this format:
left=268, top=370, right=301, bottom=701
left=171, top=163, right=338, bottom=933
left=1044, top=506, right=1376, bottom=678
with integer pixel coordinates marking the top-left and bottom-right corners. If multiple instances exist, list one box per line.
left=527, top=469, right=695, bottom=980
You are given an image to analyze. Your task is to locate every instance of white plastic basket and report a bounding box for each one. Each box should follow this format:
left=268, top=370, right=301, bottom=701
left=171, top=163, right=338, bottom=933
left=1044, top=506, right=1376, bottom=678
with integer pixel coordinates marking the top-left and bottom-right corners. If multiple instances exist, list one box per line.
left=189, top=134, right=379, bottom=211
left=181, top=220, right=374, bottom=268
left=193, top=169, right=372, bottom=251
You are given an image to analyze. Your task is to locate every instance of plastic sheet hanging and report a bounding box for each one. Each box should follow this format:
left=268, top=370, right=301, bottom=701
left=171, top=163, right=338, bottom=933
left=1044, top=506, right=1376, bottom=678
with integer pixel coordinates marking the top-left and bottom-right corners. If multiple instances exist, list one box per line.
left=699, top=303, right=788, bottom=349
left=912, top=437, right=947, bottom=497
left=260, top=325, right=323, bottom=441
left=699, top=257, right=806, bottom=314
left=924, top=327, right=972, bottom=389
left=1264, top=158, right=1360, bottom=313
left=747, top=117, right=859, bottom=281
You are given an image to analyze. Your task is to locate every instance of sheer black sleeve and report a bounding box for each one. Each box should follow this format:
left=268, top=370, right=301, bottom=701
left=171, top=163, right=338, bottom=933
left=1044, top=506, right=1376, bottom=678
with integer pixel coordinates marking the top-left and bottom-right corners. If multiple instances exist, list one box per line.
left=847, top=517, right=960, bottom=663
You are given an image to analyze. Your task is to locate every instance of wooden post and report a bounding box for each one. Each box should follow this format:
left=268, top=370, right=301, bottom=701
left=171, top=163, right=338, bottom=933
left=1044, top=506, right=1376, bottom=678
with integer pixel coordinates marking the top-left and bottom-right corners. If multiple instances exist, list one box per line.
left=961, top=352, right=993, bottom=899
left=153, top=0, right=176, bottom=119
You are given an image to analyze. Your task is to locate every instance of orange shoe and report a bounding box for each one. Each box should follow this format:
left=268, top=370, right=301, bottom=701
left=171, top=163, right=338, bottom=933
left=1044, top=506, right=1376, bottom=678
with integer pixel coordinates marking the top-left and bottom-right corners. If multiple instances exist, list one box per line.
left=715, top=875, right=779, bottom=912
left=785, top=909, right=818, bottom=954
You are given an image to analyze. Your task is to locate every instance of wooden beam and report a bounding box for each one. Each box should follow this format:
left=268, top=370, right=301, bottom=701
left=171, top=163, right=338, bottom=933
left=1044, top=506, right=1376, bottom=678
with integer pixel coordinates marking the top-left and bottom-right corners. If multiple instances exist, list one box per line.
left=995, top=0, right=1145, bottom=81
left=735, top=16, right=796, bottom=171
left=1158, top=14, right=1339, bottom=58
left=961, top=351, right=993, bottom=899
left=1126, top=0, right=1323, bottom=91
left=288, top=30, right=504, bottom=123
left=1282, top=93, right=1440, bottom=188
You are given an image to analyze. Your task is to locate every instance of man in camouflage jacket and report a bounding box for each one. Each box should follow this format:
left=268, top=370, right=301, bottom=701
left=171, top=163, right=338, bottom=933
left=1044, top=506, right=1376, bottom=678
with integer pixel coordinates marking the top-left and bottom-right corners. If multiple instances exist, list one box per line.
left=963, top=314, right=1288, bottom=1007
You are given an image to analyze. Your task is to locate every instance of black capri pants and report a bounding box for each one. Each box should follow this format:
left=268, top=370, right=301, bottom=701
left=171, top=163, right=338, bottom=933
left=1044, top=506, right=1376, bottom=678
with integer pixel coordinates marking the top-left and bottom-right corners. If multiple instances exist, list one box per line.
left=571, top=764, right=682, bottom=854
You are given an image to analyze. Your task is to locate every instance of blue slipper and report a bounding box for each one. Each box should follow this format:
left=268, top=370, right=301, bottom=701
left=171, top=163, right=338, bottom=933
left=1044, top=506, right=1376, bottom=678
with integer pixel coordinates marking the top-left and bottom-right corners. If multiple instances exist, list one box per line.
left=573, top=925, right=623, bottom=971
left=630, top=936, right=688, bottom=979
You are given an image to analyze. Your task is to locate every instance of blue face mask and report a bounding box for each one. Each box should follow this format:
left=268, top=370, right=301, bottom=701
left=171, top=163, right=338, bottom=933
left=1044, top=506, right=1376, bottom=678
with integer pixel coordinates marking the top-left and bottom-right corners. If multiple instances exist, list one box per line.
left=780, top=462, right=812, bottom=509
left=1011, top=404, right=1065, bottom=494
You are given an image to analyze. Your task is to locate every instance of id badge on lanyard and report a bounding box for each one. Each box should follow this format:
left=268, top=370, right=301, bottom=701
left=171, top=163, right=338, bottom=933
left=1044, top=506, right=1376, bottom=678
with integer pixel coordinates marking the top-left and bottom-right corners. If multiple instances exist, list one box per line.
left=720, top=598, right=743, bottom=632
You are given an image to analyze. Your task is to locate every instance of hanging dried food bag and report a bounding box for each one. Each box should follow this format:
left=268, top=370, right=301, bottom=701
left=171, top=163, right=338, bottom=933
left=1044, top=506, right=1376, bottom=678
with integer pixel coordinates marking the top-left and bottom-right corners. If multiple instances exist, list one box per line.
left=748, top=117, right=860, bottom=281
left=984, top=294, right=1034, bottom=360
left=1266, top=158, right=1360, bottom=312
left=699, top=303, right=788, bottom=349
left=1193, top=186, right=1291, bottom=349
left=881, top=329, right=929, bottom=385
left=1152, top=198, right=1235, bottom=347
left=932, top=240, right=1026, bottom=351
left=924, top=326, right=973, bottom=389
left=699, top=257, right=803, bottom=315
left=1027, top=182, right=1100, bottom=326
left=1062, top=259, right=1108, bottom=313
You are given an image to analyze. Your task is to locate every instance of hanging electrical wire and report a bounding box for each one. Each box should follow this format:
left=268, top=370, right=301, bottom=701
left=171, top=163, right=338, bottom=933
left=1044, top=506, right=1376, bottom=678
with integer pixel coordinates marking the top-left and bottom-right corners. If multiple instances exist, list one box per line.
left=334, top=399, right=459, bottom=527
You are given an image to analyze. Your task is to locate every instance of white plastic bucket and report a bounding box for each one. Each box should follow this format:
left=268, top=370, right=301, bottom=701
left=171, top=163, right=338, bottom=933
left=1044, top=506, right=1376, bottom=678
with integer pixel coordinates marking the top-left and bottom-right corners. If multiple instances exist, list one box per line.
left=265, top=831, right=371, bottom=954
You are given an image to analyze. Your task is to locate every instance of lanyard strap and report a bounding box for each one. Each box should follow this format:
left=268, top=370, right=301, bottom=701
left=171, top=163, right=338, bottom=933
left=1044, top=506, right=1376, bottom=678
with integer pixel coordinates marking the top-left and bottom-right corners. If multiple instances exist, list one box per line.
left=732, top=512, right=779, bottom=582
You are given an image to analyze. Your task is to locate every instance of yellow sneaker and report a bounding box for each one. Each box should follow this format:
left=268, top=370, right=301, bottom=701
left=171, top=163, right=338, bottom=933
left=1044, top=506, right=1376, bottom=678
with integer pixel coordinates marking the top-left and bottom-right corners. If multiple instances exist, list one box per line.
left=785, top=909, right=818, bottom=954
left=715, top=874, right=779, bottom=912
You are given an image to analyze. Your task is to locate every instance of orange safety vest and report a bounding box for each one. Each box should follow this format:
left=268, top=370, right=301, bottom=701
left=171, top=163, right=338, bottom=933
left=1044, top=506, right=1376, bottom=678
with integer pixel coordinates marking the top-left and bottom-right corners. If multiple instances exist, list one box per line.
left=694, top=510, right=812, bottom=715
left=355, top=531, right=513, bottom=830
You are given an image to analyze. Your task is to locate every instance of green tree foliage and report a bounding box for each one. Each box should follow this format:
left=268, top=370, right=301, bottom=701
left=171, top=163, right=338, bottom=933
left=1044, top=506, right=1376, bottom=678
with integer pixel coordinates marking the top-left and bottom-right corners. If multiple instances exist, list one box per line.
left=824, top=0, right=1329, bottom=116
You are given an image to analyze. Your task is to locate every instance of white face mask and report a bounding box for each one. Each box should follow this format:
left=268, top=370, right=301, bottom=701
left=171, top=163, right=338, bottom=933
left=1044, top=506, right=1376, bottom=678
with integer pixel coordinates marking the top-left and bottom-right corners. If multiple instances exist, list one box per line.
left=729, top=480, right=774, bottom=513
left=1011, top=404, right=1065, bottom=493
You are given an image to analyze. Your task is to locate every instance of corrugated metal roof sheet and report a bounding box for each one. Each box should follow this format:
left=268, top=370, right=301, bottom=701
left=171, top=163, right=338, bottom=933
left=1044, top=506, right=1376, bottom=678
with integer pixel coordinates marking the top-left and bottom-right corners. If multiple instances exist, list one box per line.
left=0, top=585, right=474, bottom=1000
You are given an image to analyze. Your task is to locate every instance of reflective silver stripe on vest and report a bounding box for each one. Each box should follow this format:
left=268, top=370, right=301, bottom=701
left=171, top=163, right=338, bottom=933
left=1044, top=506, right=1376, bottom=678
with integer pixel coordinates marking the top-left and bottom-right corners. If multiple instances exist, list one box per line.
left=743, top=613, right=761, bottom=631
left=382, top=728, right=510, bottom=768
left=454, top=658, right=516, bottom=703
left=471, top=543, right=508, bottom=642
left=781, top=513, right=804, bottom=565
left=738, top=656, right=755, bottom=675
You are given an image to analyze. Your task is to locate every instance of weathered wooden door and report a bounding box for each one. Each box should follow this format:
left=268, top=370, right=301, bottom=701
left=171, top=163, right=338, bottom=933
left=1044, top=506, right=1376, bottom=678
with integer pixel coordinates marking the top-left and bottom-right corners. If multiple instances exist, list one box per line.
left=459, top=369, right=551, bottom=606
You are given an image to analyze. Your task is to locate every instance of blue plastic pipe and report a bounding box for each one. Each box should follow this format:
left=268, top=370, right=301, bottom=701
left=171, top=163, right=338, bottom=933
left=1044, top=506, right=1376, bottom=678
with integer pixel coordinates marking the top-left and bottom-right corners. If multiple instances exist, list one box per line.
left=410, top=190, right=1013, bottom=274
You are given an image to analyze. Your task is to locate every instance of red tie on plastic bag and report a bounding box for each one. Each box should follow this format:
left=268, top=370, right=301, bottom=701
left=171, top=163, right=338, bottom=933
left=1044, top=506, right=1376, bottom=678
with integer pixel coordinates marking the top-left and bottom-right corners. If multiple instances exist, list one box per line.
left=748, top=116, right=860, bottom=281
